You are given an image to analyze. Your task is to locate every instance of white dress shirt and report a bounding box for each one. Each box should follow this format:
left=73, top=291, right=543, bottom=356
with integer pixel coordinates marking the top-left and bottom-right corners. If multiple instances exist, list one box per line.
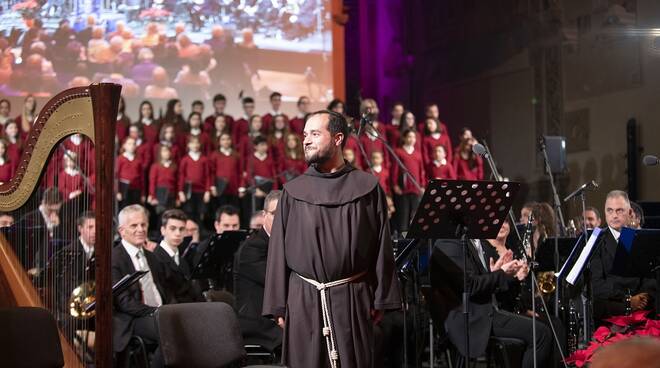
left=121, top=240, right=163, bottom=307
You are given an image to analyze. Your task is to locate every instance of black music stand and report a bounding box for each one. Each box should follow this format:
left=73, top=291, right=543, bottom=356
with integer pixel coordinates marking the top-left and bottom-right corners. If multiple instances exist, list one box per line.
left=408, top=179, right=520, bottom=364
left=191, top=230, right=248, bottom=291
left=612, top=227, right=660, bottom=316
left=85, top=271, right=148, bottom=313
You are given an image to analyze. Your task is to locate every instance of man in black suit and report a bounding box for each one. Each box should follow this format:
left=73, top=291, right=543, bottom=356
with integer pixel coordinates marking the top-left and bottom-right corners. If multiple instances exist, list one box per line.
left=112, top=204, right=168, bottom=368
left=234, top=190, right=282, bottom=352
left=435, top=238, right=552, bottom=368
left=591, top=190, right=655, bottom=321
left=153, top=209, right=204, bottom=303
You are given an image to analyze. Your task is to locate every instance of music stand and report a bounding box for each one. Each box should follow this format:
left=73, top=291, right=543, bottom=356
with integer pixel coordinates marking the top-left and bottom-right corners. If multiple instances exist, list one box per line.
left=191, top=230, right=248, bottom=291
left=408, top=179, right=520, bottom=363
left=84, top=271, right=148, bottom=313
left=612, top=227, right=660, bottom=316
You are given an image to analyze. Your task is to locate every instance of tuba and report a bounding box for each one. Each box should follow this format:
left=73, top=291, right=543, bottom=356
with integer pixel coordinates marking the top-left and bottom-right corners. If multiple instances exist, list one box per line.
left=0, top=84, right=120, bottom=367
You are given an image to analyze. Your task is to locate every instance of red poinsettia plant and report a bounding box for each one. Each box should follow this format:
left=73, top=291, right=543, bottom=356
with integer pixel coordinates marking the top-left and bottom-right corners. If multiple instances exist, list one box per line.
left=565, top=310, right=660, bottom=367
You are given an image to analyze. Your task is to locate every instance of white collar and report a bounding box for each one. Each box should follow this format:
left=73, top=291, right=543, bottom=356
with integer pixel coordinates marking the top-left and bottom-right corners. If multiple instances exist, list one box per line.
left=434, top=159, right=447, bottom=166
left=162, top=160, right=172, bottom=168
left=121, top=239, right=142, bottom=259
left=80, top=236, right=93, bottom=256
left=189, top=151, right=201, bottom=161
left=609, top=227, right=621, bottom=241
left=431, top=132, right=441, bottom=139
left=190, top=127, right=201, bottom=136
left=220, top=147, right=232, bottom=156
left=70, top=135, right=82, bottom=145
left=270, top=110, right=280, bottom=116
left=159, top=240, right=178, bottom=258
left=254, top=151, right=267, bottom=161
left=403, top=145, right=414, bottom=154
left=142, top=118, right=152, bottom=126
left=0, top=158, right=5, bottom=166
left=391, top=118, right=400, bottom=126
left=372, top=164, right=382, bottom=173
left=123, top=152, right=135, bottom=161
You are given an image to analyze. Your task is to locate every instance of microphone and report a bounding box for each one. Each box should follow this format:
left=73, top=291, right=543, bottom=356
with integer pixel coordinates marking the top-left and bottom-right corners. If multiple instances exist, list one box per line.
left=563, top=180, right=599, bottom=202
left=643, top=155, right=659, bottom=166
left=472, top=143, right=487, bottom=157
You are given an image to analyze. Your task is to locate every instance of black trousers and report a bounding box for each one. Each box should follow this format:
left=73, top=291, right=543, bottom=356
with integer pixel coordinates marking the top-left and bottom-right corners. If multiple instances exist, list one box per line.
left=394, top=193, right=421, bottom=233
left=133, top=315, right=164, bottom=368
left=491, top=310, right=553, bottom=368
left=183, top=193, right=205, bottom=225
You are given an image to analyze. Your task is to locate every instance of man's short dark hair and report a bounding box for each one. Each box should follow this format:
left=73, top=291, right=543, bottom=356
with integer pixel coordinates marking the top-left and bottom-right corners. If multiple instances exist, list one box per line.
left=213, top=94, right=226, bottom=102
left=631, top=202, right=645, bottom=227
left=192, top=100, right=204, bottom=107
left=264, top=190, right=282, bottom=212
left=76, top=211, right=95, bottom=227
left=297, top=96, right=309, bottom=106
left=162, top=209, right=188, bottom=226
left=585, top=206, right=601, bottom=220
left=242, top=97, right=254, bottom=105
left=270, top=92, right=282, bottom=100
left=42, top=187, right=62, bottom=205
left=215, top=205, right=240, bottom=222
left=306, top=110, right=350, bottom=149
left=391, top=101, right=404, bottom=111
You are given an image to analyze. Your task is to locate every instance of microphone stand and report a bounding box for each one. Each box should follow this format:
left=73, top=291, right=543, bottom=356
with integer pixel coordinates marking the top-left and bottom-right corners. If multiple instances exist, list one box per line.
left=350, top=116, right=375, bottom=175
left=359, top=117, right=429, bottom=366
left=538, top=136, right=566, bottom=318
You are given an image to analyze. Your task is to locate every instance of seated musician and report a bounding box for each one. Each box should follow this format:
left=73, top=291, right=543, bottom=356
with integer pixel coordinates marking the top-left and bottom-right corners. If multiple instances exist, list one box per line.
left=436, top=236, right=552, bottom=368
left=234, top=190, right=282, bottom=353
left=153, top=209, right=204, bottom=303
left=591, top=190, right=656, bottom=321
left=112, top=204, right=168, bottom=368
left=17, top=187, right=63, bottom=273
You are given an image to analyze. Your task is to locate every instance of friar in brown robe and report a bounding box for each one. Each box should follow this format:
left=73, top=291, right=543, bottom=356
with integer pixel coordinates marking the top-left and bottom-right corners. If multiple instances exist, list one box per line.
left=263, top=110, right=401, bottom=368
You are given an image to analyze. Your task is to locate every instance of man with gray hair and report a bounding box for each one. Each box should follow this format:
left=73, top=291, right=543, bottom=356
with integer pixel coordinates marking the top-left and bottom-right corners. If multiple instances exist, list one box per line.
left=590, top=190, right=655, bottom=321
left=112, top=204, right=168, bottom=368
left=234, top=190, right=283, bottom=352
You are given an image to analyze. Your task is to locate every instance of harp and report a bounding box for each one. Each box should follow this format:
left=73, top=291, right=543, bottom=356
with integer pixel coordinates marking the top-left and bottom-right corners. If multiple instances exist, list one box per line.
left=0, top=83, right=120, bottom=367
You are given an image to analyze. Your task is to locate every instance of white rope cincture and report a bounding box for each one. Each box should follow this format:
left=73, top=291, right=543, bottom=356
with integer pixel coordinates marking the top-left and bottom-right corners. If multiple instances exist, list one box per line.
left=296, top=271, right=367, bottom=368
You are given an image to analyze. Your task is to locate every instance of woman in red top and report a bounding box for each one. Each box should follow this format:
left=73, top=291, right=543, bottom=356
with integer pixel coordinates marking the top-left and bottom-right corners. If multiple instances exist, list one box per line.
left=421, top=117, right=453, bottom=166
left=426, top=145, right=457, bottom=180
left=268, top=114, right=289, bottom=166
left=148, top=144, right=178, bottom=212
left=58, top=150, right=85, bottom=201
left=116, top=96, right=131, bottom=143
left=208, top=114, right=231, bottom=151
left=209, top=132, right=243, bottom=208
left=392, top=129, right=426, bottom=232
left=135, top=100, right=159, bottom=145
left=15, top=94, right=36, bottom=141
left=237, top=115, right=265, bottom=161
left=116, top=137, right=145, bottom=208
left=280, top=133, right=306, bottom=184
left=178, top=136, right=212, bottom=224
left=395, top=111, right=422, bottom=150
left=152, top=123, right=181, bottom=163
left=453, top=137, right=484, bottom=180
left=3, top=121, right=22, bottom=167
left=0, top=138, right=15, bottom=184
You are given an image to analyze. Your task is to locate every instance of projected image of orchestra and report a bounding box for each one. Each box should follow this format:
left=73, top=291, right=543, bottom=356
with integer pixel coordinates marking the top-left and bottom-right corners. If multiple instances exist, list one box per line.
left=0, top=0, right=334, bottom=103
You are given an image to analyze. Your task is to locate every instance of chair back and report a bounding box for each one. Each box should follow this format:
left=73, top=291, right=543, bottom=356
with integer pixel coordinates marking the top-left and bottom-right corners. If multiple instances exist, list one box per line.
left=0, top=307, right=64, bottom=368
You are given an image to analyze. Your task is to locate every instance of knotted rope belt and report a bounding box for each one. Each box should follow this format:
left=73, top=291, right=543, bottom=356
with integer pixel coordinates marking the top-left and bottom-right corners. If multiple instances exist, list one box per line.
left=296, top=270, right=367, bottom=368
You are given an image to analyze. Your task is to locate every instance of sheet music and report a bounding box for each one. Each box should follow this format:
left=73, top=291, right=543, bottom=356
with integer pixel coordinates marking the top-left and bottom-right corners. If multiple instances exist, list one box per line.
left=565, top=227, right=602, bottom=285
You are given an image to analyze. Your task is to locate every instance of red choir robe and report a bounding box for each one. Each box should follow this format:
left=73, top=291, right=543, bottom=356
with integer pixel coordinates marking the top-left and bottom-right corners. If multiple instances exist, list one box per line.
left=140, top=121, right=160, bottom=145
left=6, top=140, right=22, bottom=165
left=359, top=133, right=390, bottom=169
left=384, top=123, right=401, bottom=148
left=117, top=153, right=145, bottom=195
left=426, top=160, right=457, bottom=180
left=269, top=135, right=286, bottom=168
left=178, top=153, right=212, bottom=194
left=62, top=136, right=96, bottom=175
left=279, top=155, right=307, bottom=185
left=417, top=120, right=450, bottom=140
left=243, top=152, right=279, bottom=190
left=116, top=114, right=131, bottom=143
left=371, top=165, right=391, bottom=196
left=135, top=140, right=154, bottom=174
left=237, top=133, right=262, bottom=162
left=262, top=112, right=289, bottom=135
left=58, top=168, right=85, bottom=200
left=422, top=133, right=453, bottom=166
left=210, top=149, right=243, bottom=196
left=392, top=147, right=426, bottom=195
left=289, top=116, right=305, bottom=135
left=232, top=117, right=250, bottom=147
left=204, top=113, right=235, bottom=134
left=148, top=161, right=178, bottom=199
left=453, top=154, right=484, bottom=180
left=0, top=159, right=15, bottom=184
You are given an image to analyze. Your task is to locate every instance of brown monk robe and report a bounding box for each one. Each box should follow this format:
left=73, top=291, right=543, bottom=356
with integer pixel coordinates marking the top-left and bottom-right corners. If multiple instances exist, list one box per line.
left=263, top=163, right=401, bottom=367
